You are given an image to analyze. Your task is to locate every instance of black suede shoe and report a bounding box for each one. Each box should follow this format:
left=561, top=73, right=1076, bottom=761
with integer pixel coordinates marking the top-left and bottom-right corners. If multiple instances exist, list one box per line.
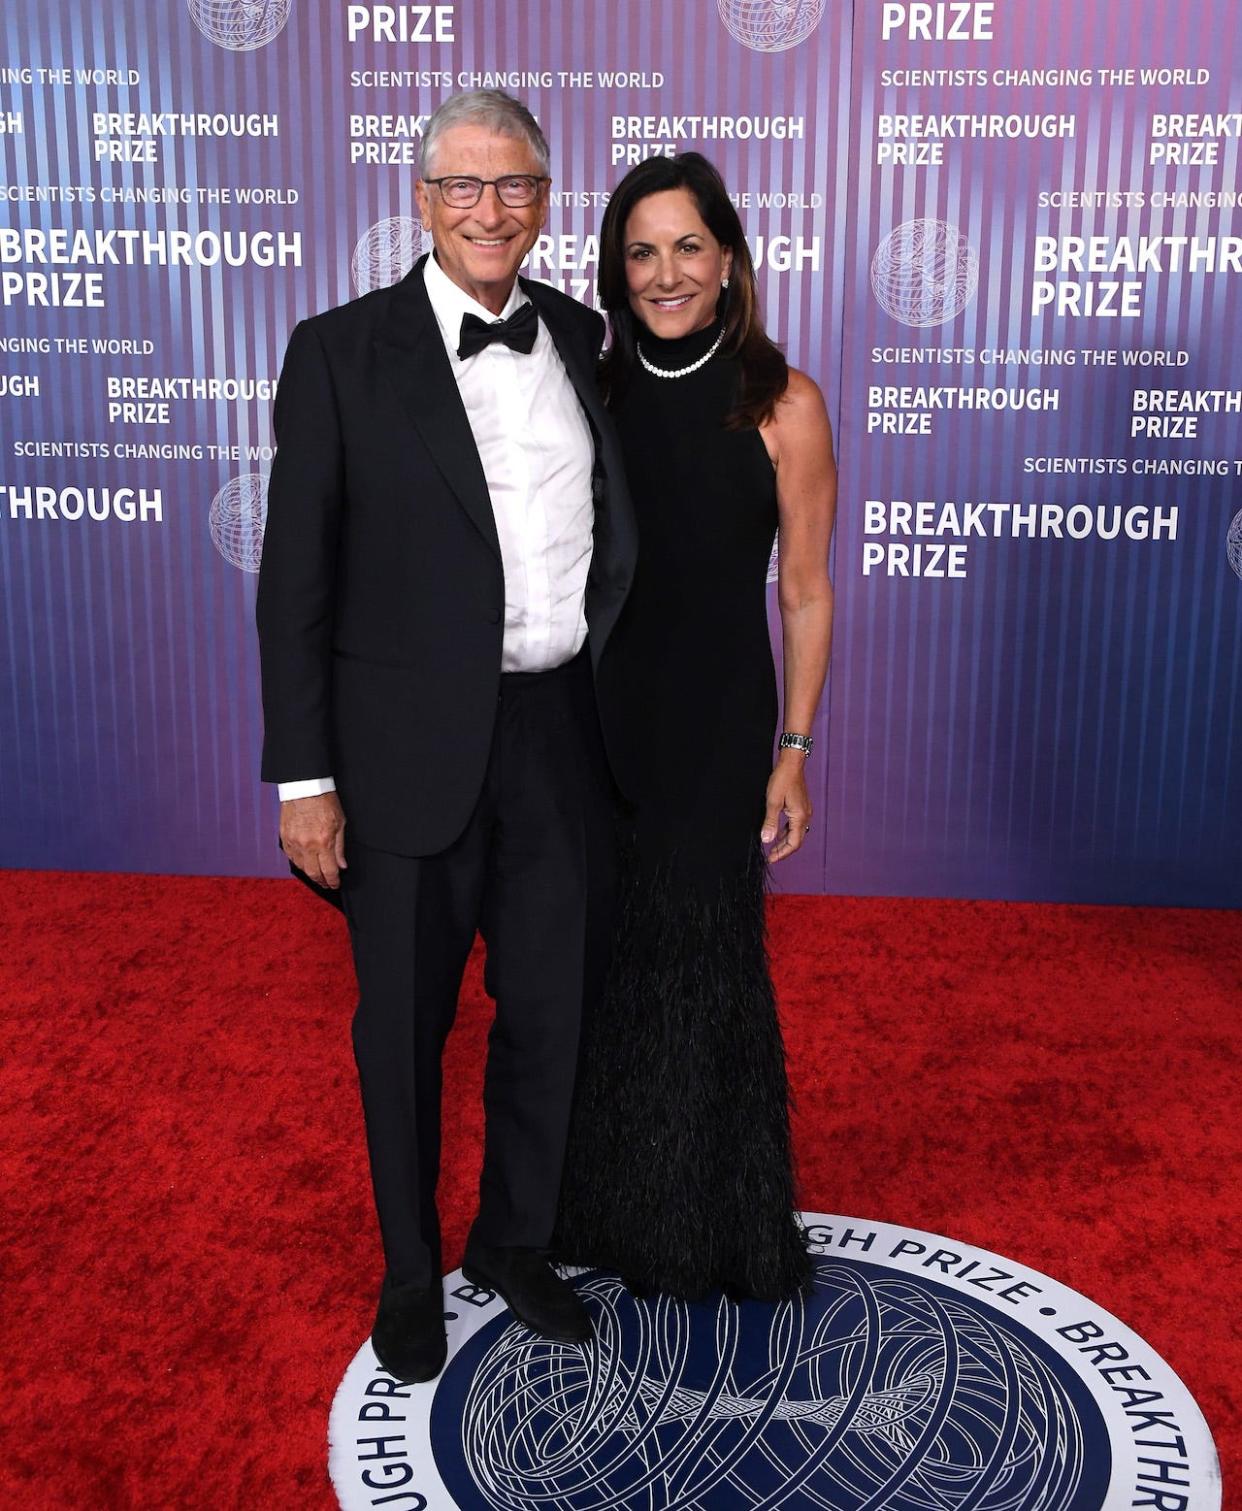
left=462, top=1242, right=592, bottom=1344
left=371, top=1274, right=447, bottom=1384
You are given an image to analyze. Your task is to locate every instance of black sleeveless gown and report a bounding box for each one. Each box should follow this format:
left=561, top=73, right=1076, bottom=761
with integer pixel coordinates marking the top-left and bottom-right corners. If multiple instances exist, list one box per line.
left=554, top=321, right=811, bottom=1301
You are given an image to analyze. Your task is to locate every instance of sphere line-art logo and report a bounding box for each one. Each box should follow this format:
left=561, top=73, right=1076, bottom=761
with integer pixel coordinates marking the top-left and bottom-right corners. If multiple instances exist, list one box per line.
left=209, top=473, right=269, bottom=572
left=871, top=218, right=980, bottom=328
left=436, top=1263, right=1098, bottom=1509
left=334, top=1182, right=1216, bottom=1511
left=186, top=0, right=293, bottom=51
left=718, top=0, right=828, bottom=52
left=353, top=217, right=435, bottom=295
left=1228, top=508, right=1242, bottom=580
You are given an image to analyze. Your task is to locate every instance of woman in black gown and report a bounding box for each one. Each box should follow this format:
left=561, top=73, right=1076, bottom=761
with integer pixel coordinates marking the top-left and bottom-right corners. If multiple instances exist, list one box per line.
left=555, top=153, right=837, bottom=1301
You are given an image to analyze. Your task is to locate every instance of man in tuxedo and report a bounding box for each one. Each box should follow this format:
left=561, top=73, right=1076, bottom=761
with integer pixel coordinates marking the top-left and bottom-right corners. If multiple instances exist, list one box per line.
left=256, top=90, right=634, bottom=1382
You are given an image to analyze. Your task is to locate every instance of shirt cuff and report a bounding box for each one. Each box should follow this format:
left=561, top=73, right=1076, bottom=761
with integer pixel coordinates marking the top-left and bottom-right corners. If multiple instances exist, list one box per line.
left=277, top=777, right=336, bottom=802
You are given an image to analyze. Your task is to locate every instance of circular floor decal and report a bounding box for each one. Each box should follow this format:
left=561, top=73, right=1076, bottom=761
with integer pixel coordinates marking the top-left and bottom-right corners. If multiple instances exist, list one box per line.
left=328, top=1213, right=1220, bottom=1509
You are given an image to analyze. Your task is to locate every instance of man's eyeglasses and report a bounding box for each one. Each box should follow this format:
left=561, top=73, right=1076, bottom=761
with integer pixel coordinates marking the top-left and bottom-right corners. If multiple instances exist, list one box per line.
left=423, top=174, right=549, bottom=209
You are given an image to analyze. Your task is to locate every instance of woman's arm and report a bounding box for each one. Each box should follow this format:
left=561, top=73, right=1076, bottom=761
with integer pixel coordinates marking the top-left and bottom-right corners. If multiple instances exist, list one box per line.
left=759, top=368, right=838, bottom=862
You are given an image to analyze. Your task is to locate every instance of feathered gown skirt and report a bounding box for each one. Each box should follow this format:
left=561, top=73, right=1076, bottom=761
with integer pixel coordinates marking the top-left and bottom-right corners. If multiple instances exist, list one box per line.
left=554, top=835, right=811, bottom=1303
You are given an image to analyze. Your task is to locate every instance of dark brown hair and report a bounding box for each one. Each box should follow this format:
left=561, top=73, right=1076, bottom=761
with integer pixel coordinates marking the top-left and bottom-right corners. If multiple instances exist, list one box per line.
left=597, top=152, right=788, bottom=428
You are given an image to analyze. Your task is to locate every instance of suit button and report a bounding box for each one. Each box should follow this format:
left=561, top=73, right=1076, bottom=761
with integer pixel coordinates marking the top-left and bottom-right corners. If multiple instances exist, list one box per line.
left=487, top=608, right=501, bottom=624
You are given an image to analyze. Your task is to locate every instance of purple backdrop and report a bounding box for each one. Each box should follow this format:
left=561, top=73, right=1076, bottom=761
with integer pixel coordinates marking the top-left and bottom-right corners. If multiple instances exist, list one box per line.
left=1, top=0, right=1239, bottom=905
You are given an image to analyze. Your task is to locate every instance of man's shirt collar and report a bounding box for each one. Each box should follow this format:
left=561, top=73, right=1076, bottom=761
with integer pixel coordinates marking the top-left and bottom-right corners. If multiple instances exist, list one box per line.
left=423, top=249, right=528, bottom=353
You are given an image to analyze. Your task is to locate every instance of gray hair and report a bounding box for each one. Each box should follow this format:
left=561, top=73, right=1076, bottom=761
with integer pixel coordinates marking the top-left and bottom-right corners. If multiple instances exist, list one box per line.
left=420, top=90, right=550, bottom=178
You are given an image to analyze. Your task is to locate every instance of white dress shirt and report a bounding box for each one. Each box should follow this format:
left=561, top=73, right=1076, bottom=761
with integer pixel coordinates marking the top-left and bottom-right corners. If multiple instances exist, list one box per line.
left=277, top=254, right=596, bottom=802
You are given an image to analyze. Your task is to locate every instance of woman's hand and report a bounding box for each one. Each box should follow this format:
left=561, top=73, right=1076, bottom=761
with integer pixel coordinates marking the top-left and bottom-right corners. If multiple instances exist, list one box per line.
left=761, top=752, right=813, bottom=862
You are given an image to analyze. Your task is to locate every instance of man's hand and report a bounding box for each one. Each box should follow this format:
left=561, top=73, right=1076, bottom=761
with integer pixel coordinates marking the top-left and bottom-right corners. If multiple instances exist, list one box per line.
left=761, top=754, right=813, bottom=864
left=280, top=791, right=347, bottom=889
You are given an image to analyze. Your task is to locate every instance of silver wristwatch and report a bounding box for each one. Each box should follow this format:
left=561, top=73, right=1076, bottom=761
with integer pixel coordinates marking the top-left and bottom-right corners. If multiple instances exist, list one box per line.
left=779, top=732, right=814, bottom=758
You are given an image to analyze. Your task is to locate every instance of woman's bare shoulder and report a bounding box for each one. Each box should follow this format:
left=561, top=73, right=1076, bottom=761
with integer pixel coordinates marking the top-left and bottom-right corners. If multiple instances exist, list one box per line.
left=781, top=365, right=829, bottom=416
left=765, top=366, right=831, bottom=456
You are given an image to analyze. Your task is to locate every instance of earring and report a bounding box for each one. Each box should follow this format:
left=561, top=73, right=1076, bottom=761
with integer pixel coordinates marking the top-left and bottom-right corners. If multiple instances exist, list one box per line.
left=721, top=276, right=730, bottom=289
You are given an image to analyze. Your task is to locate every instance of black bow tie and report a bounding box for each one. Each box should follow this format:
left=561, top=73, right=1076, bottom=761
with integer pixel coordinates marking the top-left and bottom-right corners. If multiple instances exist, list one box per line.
left=457, top=301, right=538, bottom=361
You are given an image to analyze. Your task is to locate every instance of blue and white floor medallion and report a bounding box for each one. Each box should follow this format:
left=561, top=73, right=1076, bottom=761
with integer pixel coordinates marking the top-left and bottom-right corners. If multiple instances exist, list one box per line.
left=328, top=1213, right=1221, bottom=1509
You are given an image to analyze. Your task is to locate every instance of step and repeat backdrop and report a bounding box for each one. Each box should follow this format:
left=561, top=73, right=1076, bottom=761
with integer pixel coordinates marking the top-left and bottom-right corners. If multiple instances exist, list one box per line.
left=1, top=0, right=1239, bottom=905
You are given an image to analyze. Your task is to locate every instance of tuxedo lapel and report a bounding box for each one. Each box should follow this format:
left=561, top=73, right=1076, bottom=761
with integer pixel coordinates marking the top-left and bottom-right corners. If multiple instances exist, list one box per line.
left=373, top=258, right=501, bottom=560
left=523, top=278, right=638, bottom=665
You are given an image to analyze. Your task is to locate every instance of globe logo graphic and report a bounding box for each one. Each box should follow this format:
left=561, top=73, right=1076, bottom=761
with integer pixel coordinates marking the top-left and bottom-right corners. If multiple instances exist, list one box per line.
left=1228, top=508, right=1242, bottom=581
left=431, top=1260, right=1106, bottom=1510
left=871, top=219, right=979, bottom=328
left=352, top=217, right=434, bottom=295
left=209, top=473, right=268, bottom=572
left=186, top=0, right=292, bottom=51
left=718, top=0, right=827, bottom=51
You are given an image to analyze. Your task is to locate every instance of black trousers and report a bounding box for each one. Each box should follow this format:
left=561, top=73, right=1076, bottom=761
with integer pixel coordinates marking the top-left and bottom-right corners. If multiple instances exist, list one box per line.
left=341, top=651, right=615, bottom=1287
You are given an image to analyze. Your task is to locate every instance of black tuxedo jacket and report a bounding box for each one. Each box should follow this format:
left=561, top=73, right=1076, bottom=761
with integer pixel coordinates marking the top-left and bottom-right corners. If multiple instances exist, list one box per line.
left=256, top=257, right=637, bottom=858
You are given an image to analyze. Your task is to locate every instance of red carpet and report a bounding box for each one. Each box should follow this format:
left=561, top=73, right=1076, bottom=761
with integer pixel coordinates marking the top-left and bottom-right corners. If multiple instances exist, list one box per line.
left=1, top=871, right=1237, bottom=1507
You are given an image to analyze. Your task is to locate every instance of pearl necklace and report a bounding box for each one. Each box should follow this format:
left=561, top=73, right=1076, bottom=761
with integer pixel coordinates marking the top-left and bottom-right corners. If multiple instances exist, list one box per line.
left=637, top=326, right=726, bottom=379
